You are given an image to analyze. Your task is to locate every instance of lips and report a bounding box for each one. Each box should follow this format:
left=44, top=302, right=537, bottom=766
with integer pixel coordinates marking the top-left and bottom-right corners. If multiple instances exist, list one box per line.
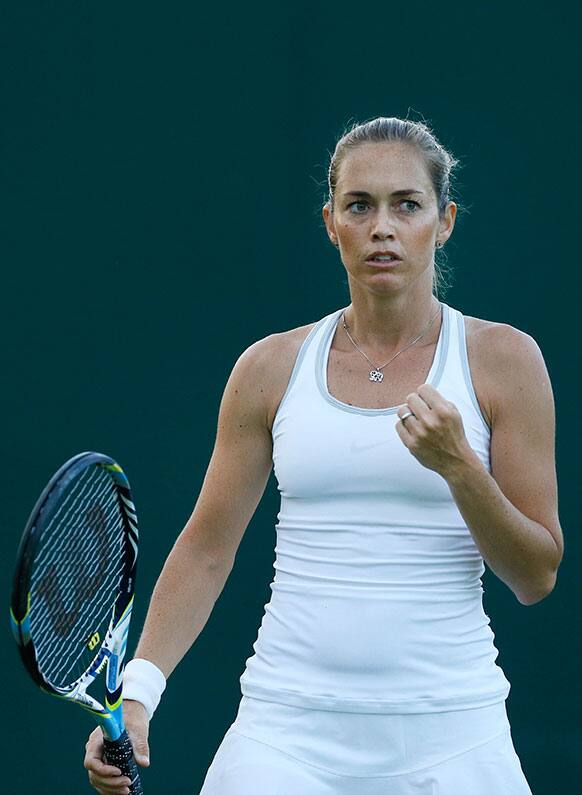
left=366, top=251, right=402, bottom=261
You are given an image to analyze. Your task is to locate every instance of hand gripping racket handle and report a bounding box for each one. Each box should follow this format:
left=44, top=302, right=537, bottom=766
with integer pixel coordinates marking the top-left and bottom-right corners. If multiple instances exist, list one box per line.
left=103, top=730, right=144, bottom=794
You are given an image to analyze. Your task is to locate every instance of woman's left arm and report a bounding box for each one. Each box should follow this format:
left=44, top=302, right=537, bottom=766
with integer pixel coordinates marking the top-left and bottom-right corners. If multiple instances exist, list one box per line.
left=396, top=325, right=564, bottom=606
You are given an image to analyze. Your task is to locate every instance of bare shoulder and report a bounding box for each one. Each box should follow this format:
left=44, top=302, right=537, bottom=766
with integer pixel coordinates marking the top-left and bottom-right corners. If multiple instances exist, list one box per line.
left=464, top=314, right=553, bottom=426
left=241, top=321, right=318, bottom=432
left=464, top=313, right=548, bottom=370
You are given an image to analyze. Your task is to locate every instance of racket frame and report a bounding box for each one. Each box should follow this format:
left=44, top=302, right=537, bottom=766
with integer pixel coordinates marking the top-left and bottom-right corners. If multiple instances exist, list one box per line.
left=10, top=451, right=139, bottom=742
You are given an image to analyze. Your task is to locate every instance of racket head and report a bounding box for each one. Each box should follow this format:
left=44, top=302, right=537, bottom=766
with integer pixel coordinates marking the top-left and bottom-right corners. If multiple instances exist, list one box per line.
left=10, top=451, right=139, bottom=710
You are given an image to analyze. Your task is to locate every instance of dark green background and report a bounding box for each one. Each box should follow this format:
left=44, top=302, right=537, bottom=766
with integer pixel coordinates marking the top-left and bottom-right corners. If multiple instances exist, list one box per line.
left=1, top=2, right=579, bottom=793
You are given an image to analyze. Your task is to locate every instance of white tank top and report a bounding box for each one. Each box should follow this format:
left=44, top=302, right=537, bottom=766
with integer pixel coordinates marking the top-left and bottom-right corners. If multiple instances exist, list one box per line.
left=239, top=301, right=511, bottom=713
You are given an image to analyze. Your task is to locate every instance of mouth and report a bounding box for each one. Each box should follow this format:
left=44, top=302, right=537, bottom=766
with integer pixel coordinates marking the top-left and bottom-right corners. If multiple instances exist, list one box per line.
left=366, top=256, right=401, bottom=269
left=366, top=252, right=402, bottom=264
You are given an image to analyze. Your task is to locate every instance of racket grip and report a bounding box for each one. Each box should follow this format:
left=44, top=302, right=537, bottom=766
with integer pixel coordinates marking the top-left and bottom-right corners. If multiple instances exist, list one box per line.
left=103, top=730, right=144, bottom=794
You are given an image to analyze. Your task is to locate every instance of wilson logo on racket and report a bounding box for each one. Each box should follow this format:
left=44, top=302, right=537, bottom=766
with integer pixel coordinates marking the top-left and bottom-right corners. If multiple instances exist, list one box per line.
left=86, top=631, right=101, bottom=650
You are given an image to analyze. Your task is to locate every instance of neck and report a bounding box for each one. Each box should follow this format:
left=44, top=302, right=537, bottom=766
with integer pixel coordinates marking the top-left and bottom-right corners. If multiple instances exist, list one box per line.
left=342, top=290, right=441, bottom=354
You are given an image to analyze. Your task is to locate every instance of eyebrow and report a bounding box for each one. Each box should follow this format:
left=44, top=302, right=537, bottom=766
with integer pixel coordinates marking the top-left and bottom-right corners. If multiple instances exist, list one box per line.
left=342, top=189, right=425, bottom=198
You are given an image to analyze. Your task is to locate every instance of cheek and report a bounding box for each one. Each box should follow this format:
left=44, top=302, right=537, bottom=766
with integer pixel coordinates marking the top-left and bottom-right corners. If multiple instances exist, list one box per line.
left=404, top=219, right=438, bottom=249
left=337, top=222, right=362, bottom=244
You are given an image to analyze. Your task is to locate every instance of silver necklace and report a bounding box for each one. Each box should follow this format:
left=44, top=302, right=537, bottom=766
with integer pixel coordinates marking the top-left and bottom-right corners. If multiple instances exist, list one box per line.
left=341, top=302, right=442, bottom=382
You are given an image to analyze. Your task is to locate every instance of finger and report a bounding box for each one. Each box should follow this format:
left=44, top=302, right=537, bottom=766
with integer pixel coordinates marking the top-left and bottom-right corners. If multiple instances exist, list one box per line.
left=124, top=702, right=151, bottom=766
left=91, top=785, right=130, bottom=795
left=417, top=383, right=449, bottom=409
left=86, top=756, right=125, bottom=777
left=84, top=741, right=123, bottom=778
left=395, top=415, right=413, bottom=446
left=397, top=406, right=420, bottom=432
left=88, top=772, right=132, bottom=794
left=405, top=392, right=431, bottom=419
left=85, top=754, right=122, bottom=777
left=396, top=404, right=417, bottom=429
left=127, top=732, right=150, bottom=767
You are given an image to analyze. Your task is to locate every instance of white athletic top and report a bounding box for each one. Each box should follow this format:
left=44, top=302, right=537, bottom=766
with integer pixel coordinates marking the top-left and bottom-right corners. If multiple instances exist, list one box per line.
left=239, top=301, right=512, bottom=714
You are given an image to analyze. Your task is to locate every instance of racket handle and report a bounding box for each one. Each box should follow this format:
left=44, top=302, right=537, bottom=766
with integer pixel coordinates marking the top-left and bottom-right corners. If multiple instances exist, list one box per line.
left=103, top=730, right=144, bottom=794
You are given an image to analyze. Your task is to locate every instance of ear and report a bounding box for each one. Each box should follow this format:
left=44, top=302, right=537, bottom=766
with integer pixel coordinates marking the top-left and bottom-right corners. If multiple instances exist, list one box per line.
left=437, top=201, right=457, bottom=246
left=322, top=202, right=339, bottom=248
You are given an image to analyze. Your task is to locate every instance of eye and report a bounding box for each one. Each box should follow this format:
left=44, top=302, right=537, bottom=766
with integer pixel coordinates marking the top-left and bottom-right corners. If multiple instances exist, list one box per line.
left=347, top=201, right=368, bottom=214
left=347, top=199, right=421, bottom=215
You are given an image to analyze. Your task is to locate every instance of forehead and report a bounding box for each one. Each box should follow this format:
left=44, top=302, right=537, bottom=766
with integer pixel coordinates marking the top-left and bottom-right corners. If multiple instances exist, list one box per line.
left=337, top=142, right=432, bottom=193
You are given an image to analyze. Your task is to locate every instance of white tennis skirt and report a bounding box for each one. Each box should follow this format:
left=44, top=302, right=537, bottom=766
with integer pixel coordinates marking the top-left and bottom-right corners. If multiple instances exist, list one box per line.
left=199, top=694, right=533, bottom=794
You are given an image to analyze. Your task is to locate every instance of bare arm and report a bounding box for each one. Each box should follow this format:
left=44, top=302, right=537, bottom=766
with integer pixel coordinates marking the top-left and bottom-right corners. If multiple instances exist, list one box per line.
left=396, top=325, right=563, bottom=606
left=133, top=336, right=275, bottom=677
left=85, top=337, right=276, bottom=793
left=444, top=326, right=563, bottom=605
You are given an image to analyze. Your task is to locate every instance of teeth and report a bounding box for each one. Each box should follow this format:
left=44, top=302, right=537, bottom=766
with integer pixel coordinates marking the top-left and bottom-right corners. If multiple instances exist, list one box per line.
left=373, top=256, right=394, bottom=261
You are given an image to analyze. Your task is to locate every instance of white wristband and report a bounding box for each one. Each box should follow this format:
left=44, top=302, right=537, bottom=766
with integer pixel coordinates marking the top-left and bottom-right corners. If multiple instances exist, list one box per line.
left=122, top=658, right=167, bottom=720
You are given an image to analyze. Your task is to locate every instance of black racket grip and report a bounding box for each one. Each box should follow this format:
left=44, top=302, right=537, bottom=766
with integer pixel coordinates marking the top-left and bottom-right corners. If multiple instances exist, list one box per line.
left=103, top=730, right=144, bottom=794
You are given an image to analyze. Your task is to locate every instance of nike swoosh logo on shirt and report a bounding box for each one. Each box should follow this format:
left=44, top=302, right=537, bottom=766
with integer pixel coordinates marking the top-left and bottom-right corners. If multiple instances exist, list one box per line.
left=349, top=439, right=390, bottom=453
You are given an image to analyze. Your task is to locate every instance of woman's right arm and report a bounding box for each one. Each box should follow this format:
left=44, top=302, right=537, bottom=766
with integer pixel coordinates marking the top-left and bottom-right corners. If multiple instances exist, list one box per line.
left=84, top=337, right=276, bottom=794
left=129, top=335, right=276, bottom=676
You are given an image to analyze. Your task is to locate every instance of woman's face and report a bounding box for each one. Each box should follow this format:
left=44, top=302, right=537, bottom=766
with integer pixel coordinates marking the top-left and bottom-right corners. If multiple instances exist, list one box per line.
left=322, top=142, right=456, bottom=295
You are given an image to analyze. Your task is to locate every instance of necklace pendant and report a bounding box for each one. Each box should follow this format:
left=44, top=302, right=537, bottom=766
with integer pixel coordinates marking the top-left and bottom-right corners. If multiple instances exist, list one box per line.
left=369, top=369, right=384, bottom=383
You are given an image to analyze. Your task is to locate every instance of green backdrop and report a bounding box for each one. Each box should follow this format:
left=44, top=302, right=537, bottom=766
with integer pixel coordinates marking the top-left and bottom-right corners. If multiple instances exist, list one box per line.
left=2, top=2, right=579, bottom=793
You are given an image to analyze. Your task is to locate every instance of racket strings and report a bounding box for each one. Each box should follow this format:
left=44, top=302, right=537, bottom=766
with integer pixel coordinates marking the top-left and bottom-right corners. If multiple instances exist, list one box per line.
left=34, top=488, right=119, bottom=624
left=29, top=465, right=126, bottom=688
left=35, top=534, right=124, bottom=684
left=34, top=466, right=112, bottom=572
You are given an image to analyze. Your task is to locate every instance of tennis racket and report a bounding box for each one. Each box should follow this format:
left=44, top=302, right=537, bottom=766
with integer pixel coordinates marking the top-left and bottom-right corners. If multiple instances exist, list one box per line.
left=10, top=451, right=143, bottom=794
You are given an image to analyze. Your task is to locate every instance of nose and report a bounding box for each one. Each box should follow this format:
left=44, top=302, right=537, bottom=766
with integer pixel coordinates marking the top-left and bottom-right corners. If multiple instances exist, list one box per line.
left=370, top=204, right=395, bottom=240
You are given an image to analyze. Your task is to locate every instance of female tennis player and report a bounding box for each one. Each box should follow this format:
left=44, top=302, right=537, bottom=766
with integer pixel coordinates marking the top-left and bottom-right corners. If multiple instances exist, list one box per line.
left=84, top=116, right=563, bottom=794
